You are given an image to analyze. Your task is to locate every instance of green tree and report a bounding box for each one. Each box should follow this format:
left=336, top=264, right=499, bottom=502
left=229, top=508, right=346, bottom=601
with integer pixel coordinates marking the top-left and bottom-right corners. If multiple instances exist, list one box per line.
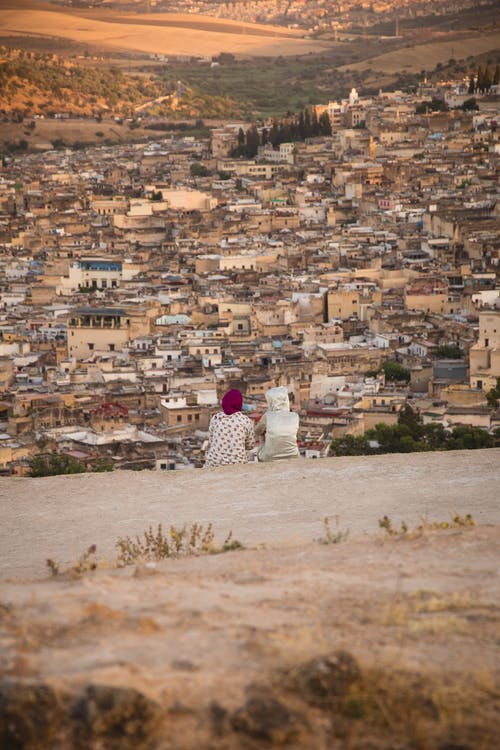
left=190, top=162, right=209, bottom=177
left=29, top=453, right=86, bottom=477
left=415, top=98, right=448, bottom=114
left=435, top=344, right=463, bottom=359
left=318, top=111, right=332, bottom=136
left=92, top=458, right=114, bottom=472
left=483, top=66, right=492, bottom=92
left=311, top=107, right=319, bottom=136
left=476, top=65, right=484, bottom=92
left=330, top=433, right=372, bottom=456
left=422, top=423, right=447, bottom=450
left=446, top=426, right=493, bottom=450
left=304, top=108, right=312, bottom=138
left=486, top=377, right=500, bottom=408
left=398, top=404, right=423, bottom=439
left=269, top=118, right=280, bottom=147
left=245, top=124, right=260, bottom=158
left=367, top=423, right=419, bottom=453
left=382, top=361, right=411, bottom=383
left=461, top=97, right=478, bottom=111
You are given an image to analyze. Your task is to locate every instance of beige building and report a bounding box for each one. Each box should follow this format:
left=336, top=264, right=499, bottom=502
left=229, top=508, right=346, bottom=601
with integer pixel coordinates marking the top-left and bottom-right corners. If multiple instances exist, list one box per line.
left=315, top=344, right=384, bottom=376
left=327, top=284, right=382, bottom=321
left=405, top=278, right=449, bottom=314
left=469, top=308, right=500, bottom=391
left=67, top=307, right=131, bottom=360
left=67, top=258, right=122, bottom=292
left=160, top=396, right=211, bottom=433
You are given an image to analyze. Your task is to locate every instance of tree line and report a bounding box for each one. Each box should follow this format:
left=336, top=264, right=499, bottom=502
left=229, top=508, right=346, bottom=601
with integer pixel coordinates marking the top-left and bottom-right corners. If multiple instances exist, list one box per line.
left=231, top=107, right=333, bottom=159
left=467, top=64, right=499, bottom=95
left=330, top=403, right=500, bottom=457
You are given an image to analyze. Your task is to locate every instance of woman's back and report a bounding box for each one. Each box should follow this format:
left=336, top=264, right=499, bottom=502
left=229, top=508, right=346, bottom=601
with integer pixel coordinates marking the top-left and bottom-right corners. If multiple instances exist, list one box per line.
left=205, top=410, right=255, bottom=467
left=256, top=386, right=299, bottom=462
left=258, top=410, right=299, bottom=462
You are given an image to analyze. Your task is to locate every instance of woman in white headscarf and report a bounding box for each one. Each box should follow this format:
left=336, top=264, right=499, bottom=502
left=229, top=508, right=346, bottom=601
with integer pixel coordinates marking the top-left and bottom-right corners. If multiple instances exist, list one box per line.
left=255, top=386, right=300, bottom=462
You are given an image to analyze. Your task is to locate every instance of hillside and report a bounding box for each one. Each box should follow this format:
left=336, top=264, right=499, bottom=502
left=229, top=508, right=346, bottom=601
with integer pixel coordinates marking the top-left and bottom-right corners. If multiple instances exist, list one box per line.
left=1, top=450, right=499, bottom=749
left=341, top=30, right=500, bottom=75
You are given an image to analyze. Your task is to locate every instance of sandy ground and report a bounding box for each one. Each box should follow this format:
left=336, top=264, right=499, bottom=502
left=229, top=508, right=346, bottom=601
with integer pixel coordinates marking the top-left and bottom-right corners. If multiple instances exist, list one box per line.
left=1, top=450, right=499, bottom=748
left=1, top=449, right=499, bottom=581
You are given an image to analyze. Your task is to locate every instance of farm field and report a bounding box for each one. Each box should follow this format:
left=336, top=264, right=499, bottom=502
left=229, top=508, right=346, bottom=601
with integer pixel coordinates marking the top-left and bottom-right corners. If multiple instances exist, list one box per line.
left=0, top=3, right=330, bottom=58
left=341, top=30, right=500, bottom=74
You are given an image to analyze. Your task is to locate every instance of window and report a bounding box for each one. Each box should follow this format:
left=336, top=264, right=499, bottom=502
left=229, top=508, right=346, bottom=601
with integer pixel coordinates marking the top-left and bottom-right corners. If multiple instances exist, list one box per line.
left=88, top=343, right=94, bottom=350
left=176, top=415, right=182, bottom=423
left=188, top=414, right=192, bottom=421
left=160, top=463, right=167, bottom=470
left=109, top=343, right=115, bottom=351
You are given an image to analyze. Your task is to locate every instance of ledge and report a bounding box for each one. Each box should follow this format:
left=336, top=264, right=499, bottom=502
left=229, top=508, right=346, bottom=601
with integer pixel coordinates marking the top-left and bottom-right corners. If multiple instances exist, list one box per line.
left=2, top=448, right=499, bottom=581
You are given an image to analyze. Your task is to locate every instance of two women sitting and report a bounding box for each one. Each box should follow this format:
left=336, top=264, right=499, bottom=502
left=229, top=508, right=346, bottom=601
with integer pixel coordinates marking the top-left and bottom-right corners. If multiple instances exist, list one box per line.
left=204, top=386, right=299, bottom=468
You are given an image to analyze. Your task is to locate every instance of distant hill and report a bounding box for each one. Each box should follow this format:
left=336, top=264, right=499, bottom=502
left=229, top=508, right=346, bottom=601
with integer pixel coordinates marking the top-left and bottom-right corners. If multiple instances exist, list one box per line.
left=0, top=49, right=165, bottom=117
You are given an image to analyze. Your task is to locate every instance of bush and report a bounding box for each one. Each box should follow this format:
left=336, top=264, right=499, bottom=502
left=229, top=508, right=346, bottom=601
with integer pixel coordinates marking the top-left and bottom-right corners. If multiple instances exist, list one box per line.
left=116, top=523, right=242, bottom=566
left=29, top=453, right=86, bottom=477
left=330, top=406, right=499, bottom=457
left=435, top=345, right=463, bottom=359
left=382, top=361, right=411, bottom=382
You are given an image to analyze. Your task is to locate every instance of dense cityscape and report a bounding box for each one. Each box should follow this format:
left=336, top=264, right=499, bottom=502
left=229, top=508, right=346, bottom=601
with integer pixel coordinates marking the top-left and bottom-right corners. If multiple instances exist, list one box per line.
left=0, top=5, right=499, bottom=749
left=0, top=68, right=498, bottom=475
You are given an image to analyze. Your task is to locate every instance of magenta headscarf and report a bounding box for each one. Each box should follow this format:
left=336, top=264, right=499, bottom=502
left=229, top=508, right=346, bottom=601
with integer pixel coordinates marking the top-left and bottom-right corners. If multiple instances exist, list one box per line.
left=221, top=389, right=243, bottom=415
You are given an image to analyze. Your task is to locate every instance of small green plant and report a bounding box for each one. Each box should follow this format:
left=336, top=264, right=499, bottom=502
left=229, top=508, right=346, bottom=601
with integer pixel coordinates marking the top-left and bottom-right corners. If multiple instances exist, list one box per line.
left=115, top=523, right=242, bottom=566
left=416, top=514, right=476, bottom=532
left=46, top=544, right=98, bottom=578
left=220, top=530, right=244, bottom=552
left=379, top=514, right=476, bottom=537
left=317, top=516, right=349, bottom=545
left=378, top=516, right=408, bottom=536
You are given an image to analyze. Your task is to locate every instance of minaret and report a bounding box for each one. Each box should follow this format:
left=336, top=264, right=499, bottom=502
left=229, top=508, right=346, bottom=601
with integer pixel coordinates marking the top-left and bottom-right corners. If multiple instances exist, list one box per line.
left=369, top=135, right=376, bottom=160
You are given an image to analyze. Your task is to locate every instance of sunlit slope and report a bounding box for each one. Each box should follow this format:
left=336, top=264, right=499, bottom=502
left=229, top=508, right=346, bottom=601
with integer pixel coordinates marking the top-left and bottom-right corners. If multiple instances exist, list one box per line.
left=340, top=31, right=500, bottom=74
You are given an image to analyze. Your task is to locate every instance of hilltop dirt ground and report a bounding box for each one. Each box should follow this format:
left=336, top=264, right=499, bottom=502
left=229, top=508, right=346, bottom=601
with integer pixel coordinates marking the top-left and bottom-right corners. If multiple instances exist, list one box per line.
left=1, top=450, right=499, bottom=748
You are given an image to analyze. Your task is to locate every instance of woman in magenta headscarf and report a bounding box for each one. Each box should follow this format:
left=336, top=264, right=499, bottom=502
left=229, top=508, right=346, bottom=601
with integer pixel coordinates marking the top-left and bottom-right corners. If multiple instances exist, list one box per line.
left=205, top=389, right=255, bottom=467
